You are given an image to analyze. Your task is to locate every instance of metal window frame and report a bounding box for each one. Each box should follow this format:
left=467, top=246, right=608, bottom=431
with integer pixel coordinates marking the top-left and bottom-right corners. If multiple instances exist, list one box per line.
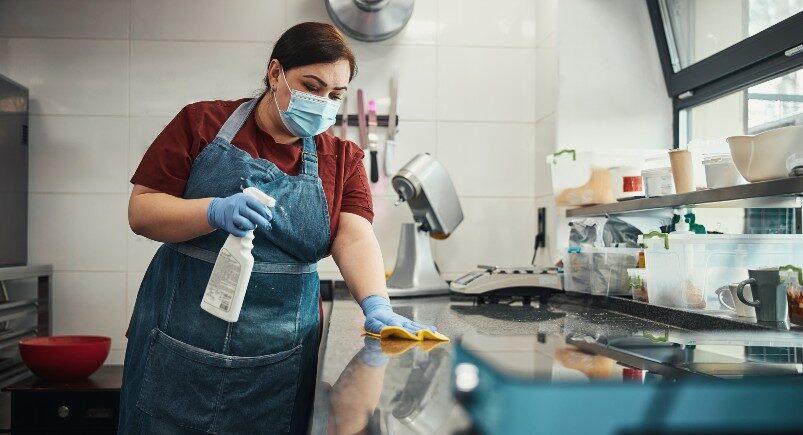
left=645, top=0, right=803, bottom=147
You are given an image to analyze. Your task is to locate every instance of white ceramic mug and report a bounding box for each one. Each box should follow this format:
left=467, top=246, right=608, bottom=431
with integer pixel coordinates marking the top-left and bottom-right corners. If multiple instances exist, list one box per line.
left=717, top=283, right=756, bottom=318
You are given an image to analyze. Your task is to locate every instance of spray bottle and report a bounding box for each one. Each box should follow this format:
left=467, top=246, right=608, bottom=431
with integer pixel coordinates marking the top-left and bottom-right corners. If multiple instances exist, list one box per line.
left=201, top=186, right=275, bottom=322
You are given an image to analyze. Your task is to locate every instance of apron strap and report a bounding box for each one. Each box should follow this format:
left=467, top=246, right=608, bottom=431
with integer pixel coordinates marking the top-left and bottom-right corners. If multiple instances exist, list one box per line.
left=300, top=136, right=318, bottom=176
left=215, top=97, right=260, bottom=144
left=166, top=243, right=317, bottom=274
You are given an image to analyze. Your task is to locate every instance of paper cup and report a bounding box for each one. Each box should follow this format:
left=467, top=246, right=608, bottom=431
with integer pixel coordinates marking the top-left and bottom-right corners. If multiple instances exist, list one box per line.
left=669, top=149, right=694, bottom=194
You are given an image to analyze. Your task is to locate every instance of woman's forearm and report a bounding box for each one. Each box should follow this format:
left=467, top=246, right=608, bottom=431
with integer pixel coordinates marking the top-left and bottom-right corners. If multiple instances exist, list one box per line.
left=331, top=212, right=389, bottom=304
left=128, top=185, right=215, bottom=243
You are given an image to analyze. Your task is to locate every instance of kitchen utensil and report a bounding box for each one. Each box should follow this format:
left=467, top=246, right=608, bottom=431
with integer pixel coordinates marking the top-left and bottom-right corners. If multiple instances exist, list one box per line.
left=20, top=335, right=110, bottom=381
left=384, top=72, right=399, bottom=176
left=716, top=283, right=756, bottom=318
left=737, top=267, right=788, bottom=323
left=387, top=154, right=463, bottom=297
left=727, top=124, right=803, bottom=182
left=356, top=89, right=368, bottom=151
left=781, top=265, right=803, bottom=326
left=702, top=153, right=746, bottom=189
left=339, top=94, right=348, bottom=139
left=326, top=0, right=414, bottom=42
left=668, top=149, right=694, bottom=193
left=642, top=167, right=675, bottom=197
left=367, top=99, right=379, bottom=183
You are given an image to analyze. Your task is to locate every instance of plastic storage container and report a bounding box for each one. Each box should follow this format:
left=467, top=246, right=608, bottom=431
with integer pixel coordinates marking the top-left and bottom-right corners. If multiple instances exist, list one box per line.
left=564, top=247, right=641, bottom=295
left=627, top=268, right=648, bottom=302
left=702, top=154, right=746, bottom=189
left=782, top=265, right=803, bottom=326
left=547, top=149, right=659, bottom=206
left=643, top=234, right=803, bottom=310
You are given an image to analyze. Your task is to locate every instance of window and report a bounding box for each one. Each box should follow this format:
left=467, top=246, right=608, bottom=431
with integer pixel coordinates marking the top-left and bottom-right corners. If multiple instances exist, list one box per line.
left=681, top=65, right=802, bottom=144
left=646, top=0, right=803, bottom=147
left=747, top=66, right=803, bottom=133
left=662, top=0, right=803, bottom=72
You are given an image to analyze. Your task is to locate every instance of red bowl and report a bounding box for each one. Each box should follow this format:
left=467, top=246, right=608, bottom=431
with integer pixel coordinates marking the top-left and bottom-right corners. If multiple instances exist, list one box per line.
left=19, top=335, right=111, bottom=381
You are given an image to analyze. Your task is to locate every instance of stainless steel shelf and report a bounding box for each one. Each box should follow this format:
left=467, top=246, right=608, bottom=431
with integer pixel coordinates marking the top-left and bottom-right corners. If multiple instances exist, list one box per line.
left=0, top=265, right=51, bottom=282
left=566, top=176, right=803, bottom=217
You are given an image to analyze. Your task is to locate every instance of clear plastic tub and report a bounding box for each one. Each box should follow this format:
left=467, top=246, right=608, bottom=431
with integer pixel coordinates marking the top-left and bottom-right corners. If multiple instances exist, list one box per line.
left=564, top=247, right=641, bottom=295
left=643, top=234, right=803, bottom=310
left=547, top=149, right=660, bottom=206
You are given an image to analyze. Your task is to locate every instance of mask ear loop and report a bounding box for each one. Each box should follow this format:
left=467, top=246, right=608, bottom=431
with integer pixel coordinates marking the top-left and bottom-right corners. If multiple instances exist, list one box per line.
left=272, top=68, right=297, bottom=136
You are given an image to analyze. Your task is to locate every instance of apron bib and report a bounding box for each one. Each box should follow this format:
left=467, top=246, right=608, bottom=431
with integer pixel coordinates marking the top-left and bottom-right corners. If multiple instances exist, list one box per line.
left=119, top=97, right=331, bottom=435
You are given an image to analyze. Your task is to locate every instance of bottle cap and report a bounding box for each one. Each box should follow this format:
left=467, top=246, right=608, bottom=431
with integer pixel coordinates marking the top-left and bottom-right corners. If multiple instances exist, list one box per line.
left=243, top=187, right=276, bottom=207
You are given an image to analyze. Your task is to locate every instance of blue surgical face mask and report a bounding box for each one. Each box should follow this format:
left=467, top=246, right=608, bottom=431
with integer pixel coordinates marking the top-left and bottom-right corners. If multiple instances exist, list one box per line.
left=274, top=69, right=341, bottom=138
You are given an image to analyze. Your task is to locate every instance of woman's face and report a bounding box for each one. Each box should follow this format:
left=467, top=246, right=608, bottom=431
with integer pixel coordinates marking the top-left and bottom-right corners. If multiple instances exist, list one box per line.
left=268, top=58, right=351, bottom=111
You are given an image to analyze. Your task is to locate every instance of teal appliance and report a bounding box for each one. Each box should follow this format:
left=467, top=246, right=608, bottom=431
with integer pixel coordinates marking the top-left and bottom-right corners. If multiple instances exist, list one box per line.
left=453, top=333, right=803, bottom=434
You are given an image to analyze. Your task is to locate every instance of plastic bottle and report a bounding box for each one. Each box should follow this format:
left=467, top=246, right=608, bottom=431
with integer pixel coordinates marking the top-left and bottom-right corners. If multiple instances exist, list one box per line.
left=201, top=187, right=276, bottom=322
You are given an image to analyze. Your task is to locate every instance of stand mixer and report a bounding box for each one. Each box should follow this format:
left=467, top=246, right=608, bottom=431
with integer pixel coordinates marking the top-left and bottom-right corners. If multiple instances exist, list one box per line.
left=387, top=154, right=463, bottom=297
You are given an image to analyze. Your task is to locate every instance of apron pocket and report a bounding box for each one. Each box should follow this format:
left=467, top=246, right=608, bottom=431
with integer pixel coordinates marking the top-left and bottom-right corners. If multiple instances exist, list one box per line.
left=136, top=328, right=302, bottom=434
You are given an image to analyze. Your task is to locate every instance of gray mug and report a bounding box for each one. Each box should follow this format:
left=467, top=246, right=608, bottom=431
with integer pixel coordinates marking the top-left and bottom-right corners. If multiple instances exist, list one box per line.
left=737, top=268, right=788, bottom=323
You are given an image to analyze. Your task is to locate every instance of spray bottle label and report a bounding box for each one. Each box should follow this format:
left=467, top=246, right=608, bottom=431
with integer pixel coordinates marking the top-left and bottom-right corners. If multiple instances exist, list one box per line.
left=202, top=248, right=241, bottom=313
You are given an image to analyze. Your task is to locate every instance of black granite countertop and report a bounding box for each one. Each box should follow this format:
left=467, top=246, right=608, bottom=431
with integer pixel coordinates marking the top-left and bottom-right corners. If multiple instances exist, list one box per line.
left=307, top=293, right=710, bottom=435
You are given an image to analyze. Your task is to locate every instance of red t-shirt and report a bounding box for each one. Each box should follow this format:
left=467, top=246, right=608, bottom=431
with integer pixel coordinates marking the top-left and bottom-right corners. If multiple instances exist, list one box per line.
left=130, top=98, right=373, bottom=241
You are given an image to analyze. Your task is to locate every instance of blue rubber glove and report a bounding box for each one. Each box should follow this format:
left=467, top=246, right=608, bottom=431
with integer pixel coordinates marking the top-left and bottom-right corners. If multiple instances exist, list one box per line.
left=207, top=193, right=273, bottom=237
left=359, top=295, right=435, bottom=335
left=358, top=336, right=389, bottom=367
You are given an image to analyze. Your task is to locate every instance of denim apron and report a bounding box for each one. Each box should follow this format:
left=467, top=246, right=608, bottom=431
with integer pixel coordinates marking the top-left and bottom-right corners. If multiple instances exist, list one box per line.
left=119, top=97, right=330, bottom=434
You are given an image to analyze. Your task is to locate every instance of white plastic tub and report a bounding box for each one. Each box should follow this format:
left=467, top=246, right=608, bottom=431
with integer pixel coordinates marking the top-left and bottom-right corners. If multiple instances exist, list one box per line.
left=642, top=167, right=675, bottom=197
left=610, top=166, right=644, bottom=200
left=702, top=154, right=746, bottom=189
left=643, top=234, right=803, bottom=310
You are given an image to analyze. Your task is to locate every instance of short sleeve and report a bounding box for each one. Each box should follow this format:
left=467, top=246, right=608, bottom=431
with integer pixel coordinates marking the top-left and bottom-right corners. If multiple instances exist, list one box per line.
left=340, top=152, right=374, bottom=223
left=130, top=105, right=198, bottom=197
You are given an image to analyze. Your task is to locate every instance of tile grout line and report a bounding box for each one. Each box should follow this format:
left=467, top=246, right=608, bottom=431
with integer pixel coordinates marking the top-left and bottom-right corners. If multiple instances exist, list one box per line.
left=434, top=0, right=439, bottom=159
left=126, top=0, right=133, bottom=321
left=534, top=41, right=538, bottom=206
left=29, top=113, right=539, bottom=125
left=1, top=35, right=540, bottom=50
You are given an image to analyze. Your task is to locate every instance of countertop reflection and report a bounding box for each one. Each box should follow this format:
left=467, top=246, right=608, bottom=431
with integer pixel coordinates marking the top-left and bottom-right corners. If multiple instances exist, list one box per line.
left=309, top=294, right=681, bottom=435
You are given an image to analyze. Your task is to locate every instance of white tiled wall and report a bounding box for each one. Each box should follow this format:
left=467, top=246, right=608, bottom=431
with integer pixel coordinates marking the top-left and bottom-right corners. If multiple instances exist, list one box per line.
left=534, top=0, right=559, bottom=263
left=0, top=0, right=546, bottom=362
left=531, top=0, right=672, bottom=261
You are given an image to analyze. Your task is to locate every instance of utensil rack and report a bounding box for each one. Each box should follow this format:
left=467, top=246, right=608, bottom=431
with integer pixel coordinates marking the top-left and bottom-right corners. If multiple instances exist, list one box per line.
left=566, top=176, right=803, bottom=218
left=335, top=114, right=399, bottom=128
left=0, top=265, right=52, bottom=389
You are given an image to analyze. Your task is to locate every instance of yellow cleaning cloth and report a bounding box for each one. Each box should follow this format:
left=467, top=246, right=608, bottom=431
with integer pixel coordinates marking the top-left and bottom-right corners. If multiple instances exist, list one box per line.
left=364, top=326, right=450, bottom=342
left=378, top=339, right=419, bottom=356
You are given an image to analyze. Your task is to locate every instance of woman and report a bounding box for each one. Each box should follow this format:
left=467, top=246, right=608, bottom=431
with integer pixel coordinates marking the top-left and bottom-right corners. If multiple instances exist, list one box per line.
left=120, top=22, right=433, bottom=434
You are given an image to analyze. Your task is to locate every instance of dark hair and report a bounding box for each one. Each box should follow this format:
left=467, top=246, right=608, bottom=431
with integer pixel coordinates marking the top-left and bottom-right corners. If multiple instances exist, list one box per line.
left=265, top=22, right=357, bottom=87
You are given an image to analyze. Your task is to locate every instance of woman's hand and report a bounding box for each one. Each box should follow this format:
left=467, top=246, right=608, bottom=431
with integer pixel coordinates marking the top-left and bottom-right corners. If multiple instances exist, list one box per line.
left=207, top=193, right=273, bottom=237
left=359, top=295, right=434, bottom=334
